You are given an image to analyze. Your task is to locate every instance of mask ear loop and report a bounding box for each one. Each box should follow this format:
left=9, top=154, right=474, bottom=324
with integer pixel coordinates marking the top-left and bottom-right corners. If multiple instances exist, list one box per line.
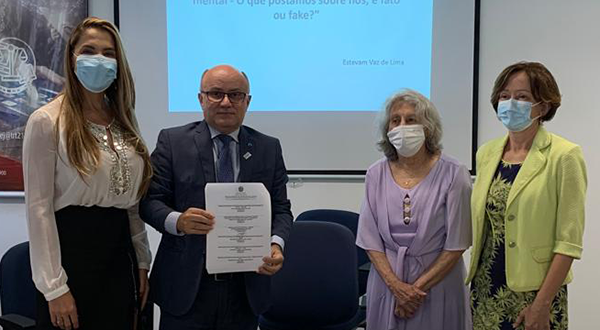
left=530, top=101, right=544, bottom=123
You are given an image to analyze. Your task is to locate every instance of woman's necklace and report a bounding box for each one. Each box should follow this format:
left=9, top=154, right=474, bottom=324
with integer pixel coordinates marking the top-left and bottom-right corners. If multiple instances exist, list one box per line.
left=397, top=166, right=421, bottom=188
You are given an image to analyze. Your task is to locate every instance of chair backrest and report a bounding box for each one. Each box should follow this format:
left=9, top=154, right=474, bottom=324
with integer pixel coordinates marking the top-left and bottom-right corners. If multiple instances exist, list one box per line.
left=296, top=209, right=358, bottom=234
left=296, top=209, right=369, bottom=267
left=262, top=221, right=358, bottom=327
left=0, top=242, right=36, bottom=319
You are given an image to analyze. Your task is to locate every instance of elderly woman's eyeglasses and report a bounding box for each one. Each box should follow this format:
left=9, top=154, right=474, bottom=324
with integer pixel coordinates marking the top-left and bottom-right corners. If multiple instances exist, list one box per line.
left=201, top=91, right=248, bottom=103
left=403, top=194, right=411, bottom=225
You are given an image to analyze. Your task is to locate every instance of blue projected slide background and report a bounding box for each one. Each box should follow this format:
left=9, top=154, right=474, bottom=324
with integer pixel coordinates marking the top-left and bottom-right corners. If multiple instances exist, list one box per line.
left=167, top=0, right=433, bottom=112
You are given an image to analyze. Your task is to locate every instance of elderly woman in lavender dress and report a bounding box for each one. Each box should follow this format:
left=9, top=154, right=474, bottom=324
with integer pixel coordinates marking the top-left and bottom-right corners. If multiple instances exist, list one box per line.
left=356, top=89, right=472, bottom=330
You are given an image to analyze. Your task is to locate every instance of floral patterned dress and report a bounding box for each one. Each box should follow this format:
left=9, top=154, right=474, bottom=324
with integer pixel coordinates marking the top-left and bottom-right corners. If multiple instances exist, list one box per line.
left=470, top=161, right=568, bottom=330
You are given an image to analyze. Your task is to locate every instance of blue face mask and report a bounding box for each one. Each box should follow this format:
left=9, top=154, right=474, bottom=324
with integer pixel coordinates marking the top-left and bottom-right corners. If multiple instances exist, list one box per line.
left=497, top=99, right=540, bottom=132
left=74, top=54, right=117, bottom=93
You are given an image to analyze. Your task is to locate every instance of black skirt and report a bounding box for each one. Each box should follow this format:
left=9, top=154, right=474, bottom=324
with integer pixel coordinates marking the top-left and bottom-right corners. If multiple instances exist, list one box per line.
left=35, top=206, right=140, bottom=330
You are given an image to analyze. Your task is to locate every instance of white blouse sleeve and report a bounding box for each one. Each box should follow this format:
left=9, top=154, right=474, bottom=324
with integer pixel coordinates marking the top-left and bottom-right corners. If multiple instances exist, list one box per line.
left=127, top=204, right=152, bottom=270
left=23, top=110, right=70, bottom=301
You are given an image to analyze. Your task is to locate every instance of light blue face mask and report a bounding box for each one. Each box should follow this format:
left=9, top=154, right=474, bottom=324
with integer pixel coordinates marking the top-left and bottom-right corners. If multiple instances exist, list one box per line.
left=74, top=54, right=117, bottom=93
left=497, top=99, right=540, bottom=132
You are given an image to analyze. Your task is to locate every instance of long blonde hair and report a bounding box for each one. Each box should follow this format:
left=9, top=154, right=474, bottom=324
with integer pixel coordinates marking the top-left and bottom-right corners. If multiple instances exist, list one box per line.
left=57, top=17, right=152, bottom=198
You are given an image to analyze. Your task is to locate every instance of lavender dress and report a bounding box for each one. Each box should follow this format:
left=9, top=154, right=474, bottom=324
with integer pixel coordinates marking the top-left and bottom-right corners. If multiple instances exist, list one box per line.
left=356, top=154, right=472, bottom=330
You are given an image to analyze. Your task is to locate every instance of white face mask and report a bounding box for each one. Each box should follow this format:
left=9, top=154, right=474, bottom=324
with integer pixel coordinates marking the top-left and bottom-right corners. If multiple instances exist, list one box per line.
left=387, top=124, right=425, bottom=158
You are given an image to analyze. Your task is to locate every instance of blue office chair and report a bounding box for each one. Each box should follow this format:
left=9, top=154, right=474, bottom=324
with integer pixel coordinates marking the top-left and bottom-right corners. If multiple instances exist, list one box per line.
left=0, top=241, right=36, bottom=330
left=259, top=221, right=364, bottom=330
left=295, top=209, right=370, bottom=298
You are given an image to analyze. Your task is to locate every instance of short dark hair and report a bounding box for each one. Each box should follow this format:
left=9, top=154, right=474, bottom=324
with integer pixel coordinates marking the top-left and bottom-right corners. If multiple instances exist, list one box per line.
left=491, top=61, right=561, bottom=122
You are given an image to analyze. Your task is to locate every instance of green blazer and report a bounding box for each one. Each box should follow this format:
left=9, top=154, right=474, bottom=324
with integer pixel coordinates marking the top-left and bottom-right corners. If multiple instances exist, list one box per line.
left=466, top=127, right=587, bottom=292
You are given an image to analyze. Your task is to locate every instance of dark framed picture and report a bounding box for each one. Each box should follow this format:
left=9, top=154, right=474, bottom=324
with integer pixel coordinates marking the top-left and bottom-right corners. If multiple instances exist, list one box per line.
left=0, top=0, right=88, bottom=195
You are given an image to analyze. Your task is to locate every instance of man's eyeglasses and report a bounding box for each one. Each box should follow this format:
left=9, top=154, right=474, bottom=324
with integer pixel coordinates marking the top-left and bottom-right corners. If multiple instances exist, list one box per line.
left=201, top=91, right=249, bottom=103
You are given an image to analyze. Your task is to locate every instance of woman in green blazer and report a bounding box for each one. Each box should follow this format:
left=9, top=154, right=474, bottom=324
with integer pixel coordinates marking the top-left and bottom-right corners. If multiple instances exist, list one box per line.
left=467, top=62, right=587, bottom=330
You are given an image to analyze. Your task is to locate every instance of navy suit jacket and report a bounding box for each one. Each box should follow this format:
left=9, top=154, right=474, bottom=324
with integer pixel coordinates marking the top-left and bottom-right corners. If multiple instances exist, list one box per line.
left=139, top=120, right=293, bottom=316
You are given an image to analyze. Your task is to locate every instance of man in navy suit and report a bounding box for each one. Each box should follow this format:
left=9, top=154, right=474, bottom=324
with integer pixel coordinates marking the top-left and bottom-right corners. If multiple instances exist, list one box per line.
left=140, top=65, right=293, bottom=330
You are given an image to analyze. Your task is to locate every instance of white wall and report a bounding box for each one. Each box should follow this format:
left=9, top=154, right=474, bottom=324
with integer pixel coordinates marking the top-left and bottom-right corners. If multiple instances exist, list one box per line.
left=88, top=0, right=114, bottom=22
left=1, top=0, right=598, bottom=329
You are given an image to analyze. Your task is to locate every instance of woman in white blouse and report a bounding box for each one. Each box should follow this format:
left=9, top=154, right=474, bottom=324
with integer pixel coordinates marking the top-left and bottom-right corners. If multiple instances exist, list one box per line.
left=23, top=17, right=152, bottom=330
